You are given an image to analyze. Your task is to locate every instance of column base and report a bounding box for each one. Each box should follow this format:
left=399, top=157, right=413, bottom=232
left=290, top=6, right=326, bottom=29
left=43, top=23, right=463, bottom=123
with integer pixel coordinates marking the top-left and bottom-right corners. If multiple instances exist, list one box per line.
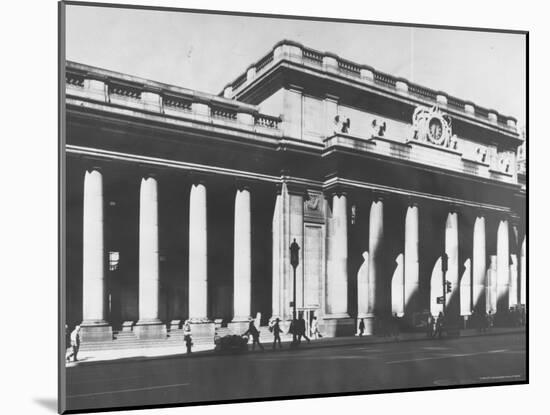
left=134, top=319, right=167, bottom=340
left=189, top=321, right=215, bottom=338
left=322, top=316, right=355, bottom=337
left=80, top=321, right=113, bottom=342
left=228, top=319, right=252, bottom=335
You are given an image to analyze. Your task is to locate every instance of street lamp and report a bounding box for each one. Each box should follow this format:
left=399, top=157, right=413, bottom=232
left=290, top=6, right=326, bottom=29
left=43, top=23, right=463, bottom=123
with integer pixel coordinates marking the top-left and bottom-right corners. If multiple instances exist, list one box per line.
left=290, top=238, right=300, bottom=346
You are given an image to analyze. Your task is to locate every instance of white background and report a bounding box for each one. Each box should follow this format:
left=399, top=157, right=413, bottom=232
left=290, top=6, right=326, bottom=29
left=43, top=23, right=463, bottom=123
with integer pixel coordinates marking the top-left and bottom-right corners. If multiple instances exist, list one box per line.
left=0, top=0, right=542, bottom=414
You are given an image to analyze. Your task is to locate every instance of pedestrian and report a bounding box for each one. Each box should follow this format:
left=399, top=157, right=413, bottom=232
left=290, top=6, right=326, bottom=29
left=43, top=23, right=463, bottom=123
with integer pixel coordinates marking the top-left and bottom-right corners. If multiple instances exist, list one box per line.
left=426, top=314, right=435, bottom=338
left=358, top=318, right=365, bottom=337
left=271, top=318, right=283, bottom=349
left=487, top=310, right=494, bottom=331
left=244, top=320, right=264, bottom=351
left=66, top=325, right=81, bottom=362
left=296, top=315, right=311, bottom=344
left=311, top=316, right=322, bottom=339
left=435, top=312, right=445, bottom=339
left=391, top=313, right=400, bottom=341
left=183, top=320, right=193, bottom=354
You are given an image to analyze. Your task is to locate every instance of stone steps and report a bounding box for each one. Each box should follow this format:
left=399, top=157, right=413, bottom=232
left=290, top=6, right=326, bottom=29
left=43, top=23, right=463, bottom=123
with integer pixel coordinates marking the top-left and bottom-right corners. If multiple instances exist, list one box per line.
left=79, top=330, right=216, bottom=351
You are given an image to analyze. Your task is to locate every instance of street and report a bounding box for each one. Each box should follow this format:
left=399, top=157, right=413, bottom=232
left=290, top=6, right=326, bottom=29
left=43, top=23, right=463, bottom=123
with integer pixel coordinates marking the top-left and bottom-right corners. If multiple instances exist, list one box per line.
left=66, top=333, right=526, bottom=412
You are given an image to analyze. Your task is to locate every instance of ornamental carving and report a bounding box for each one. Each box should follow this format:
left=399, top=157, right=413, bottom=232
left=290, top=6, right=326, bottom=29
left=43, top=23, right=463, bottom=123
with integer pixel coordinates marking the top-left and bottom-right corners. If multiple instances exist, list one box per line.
left=334, top=115, right=351, bottom=134
left=305, top=194, right=320, bottom=211
left=497, top=153, right=512, bottom=173
left=410, top=105, right=457, bottom=149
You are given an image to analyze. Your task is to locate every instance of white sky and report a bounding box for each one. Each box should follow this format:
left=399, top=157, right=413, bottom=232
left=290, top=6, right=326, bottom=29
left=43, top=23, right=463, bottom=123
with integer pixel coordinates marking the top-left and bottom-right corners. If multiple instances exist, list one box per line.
left=65, top=4, right=526, bottom=125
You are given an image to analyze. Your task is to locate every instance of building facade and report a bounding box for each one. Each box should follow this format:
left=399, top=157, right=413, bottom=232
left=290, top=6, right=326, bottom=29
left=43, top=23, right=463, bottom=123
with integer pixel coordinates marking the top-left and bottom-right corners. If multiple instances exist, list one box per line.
left=64, top=40, right=526, bottom=342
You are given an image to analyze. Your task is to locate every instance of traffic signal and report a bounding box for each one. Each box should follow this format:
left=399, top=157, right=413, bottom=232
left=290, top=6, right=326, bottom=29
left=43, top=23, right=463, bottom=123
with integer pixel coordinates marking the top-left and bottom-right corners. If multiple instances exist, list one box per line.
left=445, top=280, right=452, bottom=293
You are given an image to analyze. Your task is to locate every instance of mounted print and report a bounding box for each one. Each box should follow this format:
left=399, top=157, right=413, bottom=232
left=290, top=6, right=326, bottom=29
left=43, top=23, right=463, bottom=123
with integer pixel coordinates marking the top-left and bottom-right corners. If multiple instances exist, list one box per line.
left=59, top=1, right=528, bottom=413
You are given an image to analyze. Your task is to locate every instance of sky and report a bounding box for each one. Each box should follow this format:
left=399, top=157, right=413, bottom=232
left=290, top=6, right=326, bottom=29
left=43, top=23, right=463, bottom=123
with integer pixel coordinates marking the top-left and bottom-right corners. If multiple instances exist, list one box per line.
left=65, top=4, right=526, bottom=126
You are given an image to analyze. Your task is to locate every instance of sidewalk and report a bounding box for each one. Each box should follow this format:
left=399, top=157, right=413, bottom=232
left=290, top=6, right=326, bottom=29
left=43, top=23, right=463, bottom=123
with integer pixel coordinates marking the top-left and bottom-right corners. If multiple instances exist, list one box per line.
left=67, top=326, right=525, bottom=367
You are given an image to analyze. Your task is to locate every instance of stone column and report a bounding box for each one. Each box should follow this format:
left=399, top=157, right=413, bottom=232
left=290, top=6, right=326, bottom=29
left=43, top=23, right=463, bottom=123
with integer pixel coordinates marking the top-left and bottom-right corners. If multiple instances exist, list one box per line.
left=445, top=211, right=459, bottom=314
left=188, top=181, right=214, bottom=337
left=357, top=252, right=370, bottom=321
left=325, top=191, right=353, bottom=336
left=520, top=237, right=526, bottom=306
left=404, top=202, right=419, bottom=316
left=367, top=195, right=384, bottom=333
left=80, top=168, right=112, bottom=341
left=496, top=219, right=510, bottom=312
left=135, top=175, right=166, bottom=339
left=472, top=215, right=486, bottom=311
left=229, top=185, right=252, bottom=333
left=271, top=190, right=283, bottom=319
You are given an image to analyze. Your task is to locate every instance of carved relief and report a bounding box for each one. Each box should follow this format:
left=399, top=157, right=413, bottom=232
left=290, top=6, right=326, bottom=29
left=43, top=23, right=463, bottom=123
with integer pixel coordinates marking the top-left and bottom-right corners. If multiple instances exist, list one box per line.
left=304, top=190, right=325, bottom=223
left=497, top=153, right=512, bottom=173
left=370, top=119, right=386, bottom=138
left=409, top=105, right=455, bottom=149
left=334, top=115, right=351, bottom=134
left=475, top=146, right=488, bottom=163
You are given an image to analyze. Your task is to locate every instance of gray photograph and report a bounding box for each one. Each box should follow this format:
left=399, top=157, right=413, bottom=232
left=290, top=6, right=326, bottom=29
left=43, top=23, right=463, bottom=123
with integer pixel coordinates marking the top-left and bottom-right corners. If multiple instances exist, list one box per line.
left=59, top=3, right=527, bottom=413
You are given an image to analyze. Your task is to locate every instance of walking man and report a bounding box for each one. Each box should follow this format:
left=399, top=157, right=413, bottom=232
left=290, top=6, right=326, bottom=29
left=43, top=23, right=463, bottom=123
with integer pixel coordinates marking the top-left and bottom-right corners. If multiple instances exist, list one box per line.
left=435, top=312, right=445, bottom=339
left=311, top=316, right=322, bottom=339
left=271, top=318, right=283, bottom=349
left=358, top=318, right=366, bottom=337
left=296, top=315, right=311, bottom=344
left=244, top=320, right=264, bottom=351
left=66, top=325, right=81, bottom=362
left=183, top=320, right=193, bottom=354
left=426, top=314, right=435, bottom=338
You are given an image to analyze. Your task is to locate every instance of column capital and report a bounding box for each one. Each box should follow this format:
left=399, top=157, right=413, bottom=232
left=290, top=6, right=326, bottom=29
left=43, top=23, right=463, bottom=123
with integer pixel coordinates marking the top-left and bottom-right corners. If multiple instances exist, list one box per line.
left=405, top=195, right=422, bottom=208
left=323, top=184, right=351, bottom=199
left=84, top=164, right=103, bottom=174
left=188, top=171, right=208, bottom=186
left=446, top=203, right=461, bottom=215
left=234, top=178, right=254, bottom=192
left=141, top=172, right=157, bottom=180
left=368, top=189, right=387, bottom=203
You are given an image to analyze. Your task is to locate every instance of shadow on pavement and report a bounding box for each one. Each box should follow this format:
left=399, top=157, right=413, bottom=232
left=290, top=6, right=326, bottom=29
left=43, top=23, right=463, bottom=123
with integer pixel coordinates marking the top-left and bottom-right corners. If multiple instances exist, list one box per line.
left=34, top=398, right=57, bottom=413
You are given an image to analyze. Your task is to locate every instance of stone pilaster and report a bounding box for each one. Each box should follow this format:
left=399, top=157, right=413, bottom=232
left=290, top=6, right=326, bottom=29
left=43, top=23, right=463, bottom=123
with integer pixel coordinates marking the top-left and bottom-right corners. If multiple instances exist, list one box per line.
left=81, top=168, right=112, bottom=342
left=135, top=175, right=166, bottom=339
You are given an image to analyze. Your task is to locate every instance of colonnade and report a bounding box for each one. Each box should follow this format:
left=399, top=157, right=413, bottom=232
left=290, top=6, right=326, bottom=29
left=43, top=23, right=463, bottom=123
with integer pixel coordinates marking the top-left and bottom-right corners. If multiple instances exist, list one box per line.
left=80, top=168, right=254, bottom=339
left=78, top=167, right=526, bottom=340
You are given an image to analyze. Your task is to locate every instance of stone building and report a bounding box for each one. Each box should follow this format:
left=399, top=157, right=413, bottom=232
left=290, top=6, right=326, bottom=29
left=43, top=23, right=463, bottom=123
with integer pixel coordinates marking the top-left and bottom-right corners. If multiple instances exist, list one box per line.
left=64, top=40, right=526, bottom=343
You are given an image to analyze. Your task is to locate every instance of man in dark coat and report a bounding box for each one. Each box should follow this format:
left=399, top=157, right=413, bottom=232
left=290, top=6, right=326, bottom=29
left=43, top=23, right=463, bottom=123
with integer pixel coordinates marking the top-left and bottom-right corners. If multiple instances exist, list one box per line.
left=244, top=320, right=264, bottom=351
left=271, top=318, right=283, bottom=350
left=296, top=316, right=310, bottom=344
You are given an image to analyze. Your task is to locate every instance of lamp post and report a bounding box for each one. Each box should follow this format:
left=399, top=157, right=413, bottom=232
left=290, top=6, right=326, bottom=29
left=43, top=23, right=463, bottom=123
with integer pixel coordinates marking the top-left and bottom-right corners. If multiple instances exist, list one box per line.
left=290, top=238, right=300, bottom=346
